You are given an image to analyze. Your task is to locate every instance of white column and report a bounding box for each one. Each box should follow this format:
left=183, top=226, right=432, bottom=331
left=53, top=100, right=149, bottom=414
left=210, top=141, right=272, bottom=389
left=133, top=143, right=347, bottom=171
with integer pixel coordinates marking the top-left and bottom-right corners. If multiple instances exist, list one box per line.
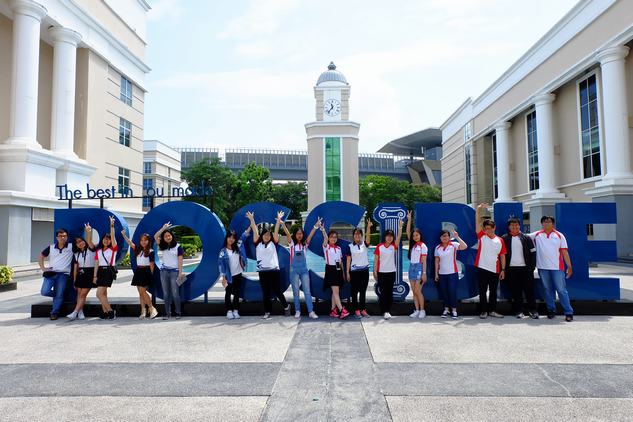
left=597, top=46, right=633, bottom=180
left=4, top=0, right=47, bottom=147
left=49, top=27, right=82, bottom=158
left=533, top=93, right=559, bottom=195
left=493, top=121, right=513, bottom=202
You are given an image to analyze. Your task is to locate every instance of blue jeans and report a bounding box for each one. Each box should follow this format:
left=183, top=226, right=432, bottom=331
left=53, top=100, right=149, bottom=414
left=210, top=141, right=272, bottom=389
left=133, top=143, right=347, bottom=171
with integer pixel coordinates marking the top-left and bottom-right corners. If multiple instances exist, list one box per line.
left=538, top=269, right=573, bottom=315
left=290, top=270, right=313, bottom=313
left=41, top=273, right=70, bottom=315
left=160, top=270, right=181, bottom=316
left=438, top=273, right=458, bottom=309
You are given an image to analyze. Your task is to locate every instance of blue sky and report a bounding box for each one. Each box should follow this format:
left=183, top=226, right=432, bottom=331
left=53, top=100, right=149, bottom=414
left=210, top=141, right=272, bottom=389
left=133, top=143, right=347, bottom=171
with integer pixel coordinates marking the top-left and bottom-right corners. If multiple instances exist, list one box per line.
left=145, top=0, right=577, bottom=153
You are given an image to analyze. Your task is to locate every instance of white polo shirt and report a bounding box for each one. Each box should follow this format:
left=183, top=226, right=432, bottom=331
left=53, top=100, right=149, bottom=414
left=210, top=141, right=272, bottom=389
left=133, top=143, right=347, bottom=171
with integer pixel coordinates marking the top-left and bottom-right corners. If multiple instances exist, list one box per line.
left=509, top=236, right=526, bottom=267
left=135, top=249, right=155, bottom=266
left=256, top=240, right=279, bottom=271
left=347, top=242, right=370, bottom=271
left=95, top=245, right=118, bottom=266
left=529, top=230, right=568, bottom=270
left=42, top=243, right=73, bottom=274
left=409, top=242, right=428, bottom=264
left=227, top=249, right=243, bottom=276
left=435, top=242, right=459, bottom=275
left=374, top=243, right=397, bottom=273
left=160, top=244, right=183, bottom=269
left=74, top=247, right=96, bottom=269
left=323, top=244, right=343, bottom=265
left=474, top=231, right=507, bottom=274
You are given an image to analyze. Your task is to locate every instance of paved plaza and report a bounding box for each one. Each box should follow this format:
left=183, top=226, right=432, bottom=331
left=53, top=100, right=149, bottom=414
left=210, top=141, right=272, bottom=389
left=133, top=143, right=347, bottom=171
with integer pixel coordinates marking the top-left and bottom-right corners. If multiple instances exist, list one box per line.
left=1, top=265, right=633, bottom=421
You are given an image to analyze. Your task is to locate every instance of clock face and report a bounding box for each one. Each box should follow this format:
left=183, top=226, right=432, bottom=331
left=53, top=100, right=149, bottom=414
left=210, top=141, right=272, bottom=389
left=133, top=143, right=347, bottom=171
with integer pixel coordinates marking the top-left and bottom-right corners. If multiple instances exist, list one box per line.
left=324, top=98, right=341, bottom=117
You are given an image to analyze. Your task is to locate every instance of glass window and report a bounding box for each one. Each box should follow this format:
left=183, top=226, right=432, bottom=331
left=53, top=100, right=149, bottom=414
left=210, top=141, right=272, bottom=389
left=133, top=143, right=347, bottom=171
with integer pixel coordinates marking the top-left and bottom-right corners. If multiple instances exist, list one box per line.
left=120, top=76, right=132, bottom=106
left=492, top=133, right=498, bottom=200
left=144, top=162, right=152, bottom=174
left=465, top=144, right=472, bottom=204
left=579, top=74, right=601, bottom=178
left=118, top=167, right=130, bottom=195
left=142, top=178, right=152, bottom=208
left=526, top=110, right=539, bottom=191
left=325, top=137, right=341, bottom=201
left=119, top=118, right=131, bottom=147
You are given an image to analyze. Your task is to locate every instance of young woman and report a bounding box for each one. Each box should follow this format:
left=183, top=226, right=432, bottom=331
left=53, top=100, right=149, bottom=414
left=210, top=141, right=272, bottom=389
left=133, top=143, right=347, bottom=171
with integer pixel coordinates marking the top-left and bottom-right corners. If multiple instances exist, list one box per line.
left=218, top=228, right=250, bottom=320
left=434, top=229, right=468, bottom=319
left=246, top=211, right=291, bottom=319
left=279, top=215, right=319, bottom=319
left=121, top=230, right=159, bottom=320
left=373, top=219, right=404, bottom=319
left=154, top=222, right=185, bottom=320
left=67, top=223, right=96, bottom=321
left=346, top=219, right=372, bottom=318
left=319, top=222, right=349, bottom=319
left=93, top=216, right=118, bottom=320
left=406, top=211, right=428, bottom=319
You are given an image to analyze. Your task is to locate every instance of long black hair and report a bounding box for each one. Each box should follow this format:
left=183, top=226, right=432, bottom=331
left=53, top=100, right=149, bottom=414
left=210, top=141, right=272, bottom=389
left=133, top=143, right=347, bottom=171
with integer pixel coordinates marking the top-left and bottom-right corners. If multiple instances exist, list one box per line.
left=159, top=229, right=178, bottom=250
left=72, top=236, right=88, bottom=253
left=259, top=226, right=274, bottom=247
left=408, top=228, right=423, bottom=260
left=439, top=229, right=451, bottom=244
left=223, top=231, right=239, bottom=252
left=352, top=228, right=364, bottom=246
left=98, top=234, right=113, bottom=250
left=291, top=228, right=306, bottom=246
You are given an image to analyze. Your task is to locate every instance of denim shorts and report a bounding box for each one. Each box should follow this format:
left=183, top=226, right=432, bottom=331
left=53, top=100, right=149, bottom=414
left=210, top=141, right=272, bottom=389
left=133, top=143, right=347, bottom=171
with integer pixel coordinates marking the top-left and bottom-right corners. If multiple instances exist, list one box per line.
left=408, top=263, right=423, bottom=281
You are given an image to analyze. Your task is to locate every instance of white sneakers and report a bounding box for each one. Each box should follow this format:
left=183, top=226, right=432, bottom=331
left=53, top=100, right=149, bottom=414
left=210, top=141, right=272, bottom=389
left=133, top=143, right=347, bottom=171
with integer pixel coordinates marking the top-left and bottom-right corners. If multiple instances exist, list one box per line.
left=226, top=311, right=235, bottom=320
left=149, top=307, right=158, bottom=319
left=261, top=312, right=271, bottom=320
left=77, top=310, right=85, bottom=320
left=295, top=311, right=301, bottom=319
left=409, top=310, right=419, bottom=318
left=308, top=311, right=319, bottom=319
left=233, top=311, right=240, bottom=319
left=66, top=311, right=78, bottom=321
left=383, top=312, right=392, bottom=320
left=418, top=310, right=427, bottom=319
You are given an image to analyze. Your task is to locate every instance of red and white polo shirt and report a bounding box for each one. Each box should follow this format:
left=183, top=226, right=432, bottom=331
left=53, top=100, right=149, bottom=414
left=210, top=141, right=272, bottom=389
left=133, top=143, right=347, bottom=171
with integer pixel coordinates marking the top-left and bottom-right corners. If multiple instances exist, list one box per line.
left=435, top=241, right=459, bottom=275
left=323, top=244, right=342, bottom=265
left=474, top=231, right=507, bottom=273
left=529, top=230, right=568, bottom=270
left=409, top=242, right=428, bottom=264
left=374, top=243, right=398, bottom=273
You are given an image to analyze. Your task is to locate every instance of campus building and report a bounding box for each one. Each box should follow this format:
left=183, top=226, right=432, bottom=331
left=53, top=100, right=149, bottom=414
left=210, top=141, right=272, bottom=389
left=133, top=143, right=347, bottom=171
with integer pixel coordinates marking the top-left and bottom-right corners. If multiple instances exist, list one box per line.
left=0, top=0, right=150, bottom=266
left=440, top=0, right=633, bottom=258
left=142, top=140, right=181, bottom=211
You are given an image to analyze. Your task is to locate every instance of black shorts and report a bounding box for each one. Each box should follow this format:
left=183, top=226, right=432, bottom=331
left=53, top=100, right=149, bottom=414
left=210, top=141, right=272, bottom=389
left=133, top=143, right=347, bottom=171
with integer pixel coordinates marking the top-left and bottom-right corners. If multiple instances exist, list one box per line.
left=96, top=266, right=115, bottom=287
left=74, top=267, right=94, bottom=289
left=131, top=266, right=153, bottom=287
left=324, top=264, right=344, bottom=290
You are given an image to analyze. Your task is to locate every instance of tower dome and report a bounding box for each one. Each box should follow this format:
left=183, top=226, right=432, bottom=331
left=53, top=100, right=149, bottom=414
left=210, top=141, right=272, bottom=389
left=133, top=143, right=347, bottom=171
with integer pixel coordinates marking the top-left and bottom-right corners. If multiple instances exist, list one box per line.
left=316, top=62, right=348, bottom=85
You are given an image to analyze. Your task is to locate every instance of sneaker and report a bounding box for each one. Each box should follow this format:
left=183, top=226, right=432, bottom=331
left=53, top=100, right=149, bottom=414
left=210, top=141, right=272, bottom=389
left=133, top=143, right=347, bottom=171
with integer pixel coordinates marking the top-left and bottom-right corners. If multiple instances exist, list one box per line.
left=354, top=310, right=362, bottom=319
left=261, top=312, right=271, bottom=320
left=149, top=307, right=158, bottom=319
left=489, top=311, right=504, bottom=318
left=294, top=311, right=301, bottom=319
left=284, top=304, right=291, bottom=316
left=515, top=312, right=525, bottom=319
left=50, top=314, right=58, bottom=321
left=361, top=310, right=370, bottom=318
left=383, top=312, right=392, bottom=320
left=308, top=311, right=319, bottom=319
left=340, top=308, right=350, bottom=319
left=99, top=312, right=107, bottom=320
left=329, top=309, right=339, bottom=318
left=418, top=310, right=427, bottom=319
left=226, top=311, right=235, bottom=320
left=451, top=311, right=458, bottom=319
left=108, top=310, right=116, bottom=320
left=138, top=312, right=146, bottom=320
left=441, top=309, right=450, bottom=318
left=175, top=314, right=181, bottom=320
left=66, top=311, right=78, bottom=321
left=163, top=314, right=170, bottom=320
left=233, top=311, right=241, bottom=319
left=479, top=312, right=488, bottom=319
left=410, top=310, right=420, bottom=318
left=529, top=311, right=539, bottom=319
left=547, top=311, right=556, bottom=319
left=565, top=314, right=574, bottom=322
left=78, top=310, right=85, bottom=320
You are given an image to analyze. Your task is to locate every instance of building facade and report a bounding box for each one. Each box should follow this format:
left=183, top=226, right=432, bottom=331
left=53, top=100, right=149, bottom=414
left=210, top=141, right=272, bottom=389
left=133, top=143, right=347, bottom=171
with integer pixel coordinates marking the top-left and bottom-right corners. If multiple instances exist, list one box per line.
left=306, top=62, right=360, bottom=210
left=143, top=140, right=181, bottom=211
left=0, top=0, right=150, bottom=265
left=440, top=0, right=633, bottom=258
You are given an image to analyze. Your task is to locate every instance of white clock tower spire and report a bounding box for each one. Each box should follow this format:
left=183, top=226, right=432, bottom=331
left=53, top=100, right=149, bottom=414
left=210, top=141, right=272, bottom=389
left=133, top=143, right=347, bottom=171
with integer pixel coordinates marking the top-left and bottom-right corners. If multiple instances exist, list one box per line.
left=305, top=62, right=360, bottom=210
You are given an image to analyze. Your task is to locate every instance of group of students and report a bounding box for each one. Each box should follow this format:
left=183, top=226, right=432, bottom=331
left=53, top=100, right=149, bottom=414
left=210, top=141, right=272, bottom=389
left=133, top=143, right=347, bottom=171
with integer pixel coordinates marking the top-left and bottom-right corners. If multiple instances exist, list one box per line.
left=39, top=206, right=574, bottom=322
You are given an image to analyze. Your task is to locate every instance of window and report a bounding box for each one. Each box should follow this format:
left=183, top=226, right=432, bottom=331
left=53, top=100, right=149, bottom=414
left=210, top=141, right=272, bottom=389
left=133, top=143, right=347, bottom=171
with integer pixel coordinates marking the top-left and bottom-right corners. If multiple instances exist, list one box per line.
left=144, top=162, right=152, bottom=174
left=492, top=133, right=498, bottom=199
left=526, top=110, right=539, bottom=191
left=143, top=178, right=153, bottom=208
left=465, top=144, right=472, bottom=204
left=118, top=167, right=130, bottom=195
left=119, top=118, right=131, bottom=147
left=120, top=76, right=132, bottom=106
left=325, top=137, right=341, bottom=201
left=579, top=74, right=601, bottom=178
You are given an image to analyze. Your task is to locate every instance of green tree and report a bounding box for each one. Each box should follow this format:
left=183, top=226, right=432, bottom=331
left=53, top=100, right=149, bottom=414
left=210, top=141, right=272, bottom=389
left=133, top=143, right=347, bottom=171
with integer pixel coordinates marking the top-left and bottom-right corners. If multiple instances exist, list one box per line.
left=271, top=181, right=308, bottom=220
left=359, top=175, right=441, bottom=215
left=181, top=158, right=237, bottom=224
left=233, top=162, right=274, bottom=208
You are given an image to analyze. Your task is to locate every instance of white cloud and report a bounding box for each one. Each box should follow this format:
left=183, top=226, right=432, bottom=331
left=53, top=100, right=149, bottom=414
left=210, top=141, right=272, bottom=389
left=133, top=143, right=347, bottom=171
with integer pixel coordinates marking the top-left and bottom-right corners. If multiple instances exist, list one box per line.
left=218, top=0, right=301, bottom=39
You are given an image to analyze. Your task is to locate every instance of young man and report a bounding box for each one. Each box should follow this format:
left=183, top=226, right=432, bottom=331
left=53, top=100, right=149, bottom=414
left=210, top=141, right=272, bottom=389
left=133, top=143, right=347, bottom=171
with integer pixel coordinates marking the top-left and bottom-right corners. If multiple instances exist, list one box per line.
left=529, top=216, right=574, bottom=322
left=474, top=203, right=507, bottom=319
left=501, top=218, right=538, bottom=319
left=39, top=228, right=74, bottom=320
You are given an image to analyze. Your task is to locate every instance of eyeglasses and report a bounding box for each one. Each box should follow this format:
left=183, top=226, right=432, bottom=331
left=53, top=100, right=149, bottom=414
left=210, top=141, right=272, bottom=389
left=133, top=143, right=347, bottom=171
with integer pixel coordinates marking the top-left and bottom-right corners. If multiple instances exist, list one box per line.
left=57, top=234, right=68, bottom=238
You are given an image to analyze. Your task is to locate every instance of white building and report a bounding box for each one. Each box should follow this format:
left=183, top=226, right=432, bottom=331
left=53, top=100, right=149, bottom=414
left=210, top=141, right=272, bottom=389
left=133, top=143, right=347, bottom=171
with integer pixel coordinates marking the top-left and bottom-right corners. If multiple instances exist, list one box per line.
left=440, top=0, right=633, bottom=258
left=0, top=0, right=150, bottom=266
left=143, top=140, right=182, bottom=211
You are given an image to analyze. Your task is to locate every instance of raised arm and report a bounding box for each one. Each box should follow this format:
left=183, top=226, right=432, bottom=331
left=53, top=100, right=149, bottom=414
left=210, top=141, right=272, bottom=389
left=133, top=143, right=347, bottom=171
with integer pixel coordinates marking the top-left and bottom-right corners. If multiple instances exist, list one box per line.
left=475, top=203, right=487, bottom=233
left=246, top=212, right=259, bottom=243
left=305, top=217, right=322, bottom=245
left=280, top=218, right=292, bottom=244
left=154, top=221, right=172, bottom=245
left=365, top=219, right=372, bottom=245
left=453, top=230, right=468, bottom=250
left=395, top=218, right=405, bottom=246
left=120, top=229, right=135, bottom=250
left=108, top=216, right=117, bottom=247
left=406, top=210, right=412, bottom=239
left=85, top=223, right=95, bottom=249
left=319, top=220, right=328, bottom=246
left=274, top=211, right=285, bottom=244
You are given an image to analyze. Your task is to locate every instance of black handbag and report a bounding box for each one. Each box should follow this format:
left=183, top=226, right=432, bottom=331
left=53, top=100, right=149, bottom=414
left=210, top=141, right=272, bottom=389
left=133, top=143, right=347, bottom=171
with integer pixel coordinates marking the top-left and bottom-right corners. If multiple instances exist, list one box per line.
left=42, top=270, right=57, bottom=278
left=101, top=250, right=118, bottom=280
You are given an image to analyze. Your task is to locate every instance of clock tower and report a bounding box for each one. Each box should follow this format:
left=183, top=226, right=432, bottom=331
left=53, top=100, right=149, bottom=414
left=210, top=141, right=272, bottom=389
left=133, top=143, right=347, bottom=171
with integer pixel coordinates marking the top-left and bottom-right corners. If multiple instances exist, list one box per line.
left=305, top=62, right=360, bottom=210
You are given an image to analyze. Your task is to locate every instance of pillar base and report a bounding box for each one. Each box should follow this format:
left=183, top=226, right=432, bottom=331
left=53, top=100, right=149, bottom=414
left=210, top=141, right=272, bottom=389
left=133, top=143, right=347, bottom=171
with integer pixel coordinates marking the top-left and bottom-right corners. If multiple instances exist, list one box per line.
left=524, top=192, right=569, bottom=232
left=55, top=157, right=96, bottom=192
left=586, top=178, right=633, bottom=258
left=3, top=136, right=43, bottom=148
left=0, top=144, right=64, bottom=196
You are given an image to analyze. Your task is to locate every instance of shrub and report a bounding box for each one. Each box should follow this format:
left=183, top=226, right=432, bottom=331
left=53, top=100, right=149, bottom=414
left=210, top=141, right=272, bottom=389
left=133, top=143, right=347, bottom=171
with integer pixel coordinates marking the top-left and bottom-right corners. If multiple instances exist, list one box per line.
left=0, top=266, right=14, bottom=285
left=119, top=253, right=131, bottom=267
left=182, top=244, right=198, bottom=258
left=181, top=235, right=202, bottom=252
